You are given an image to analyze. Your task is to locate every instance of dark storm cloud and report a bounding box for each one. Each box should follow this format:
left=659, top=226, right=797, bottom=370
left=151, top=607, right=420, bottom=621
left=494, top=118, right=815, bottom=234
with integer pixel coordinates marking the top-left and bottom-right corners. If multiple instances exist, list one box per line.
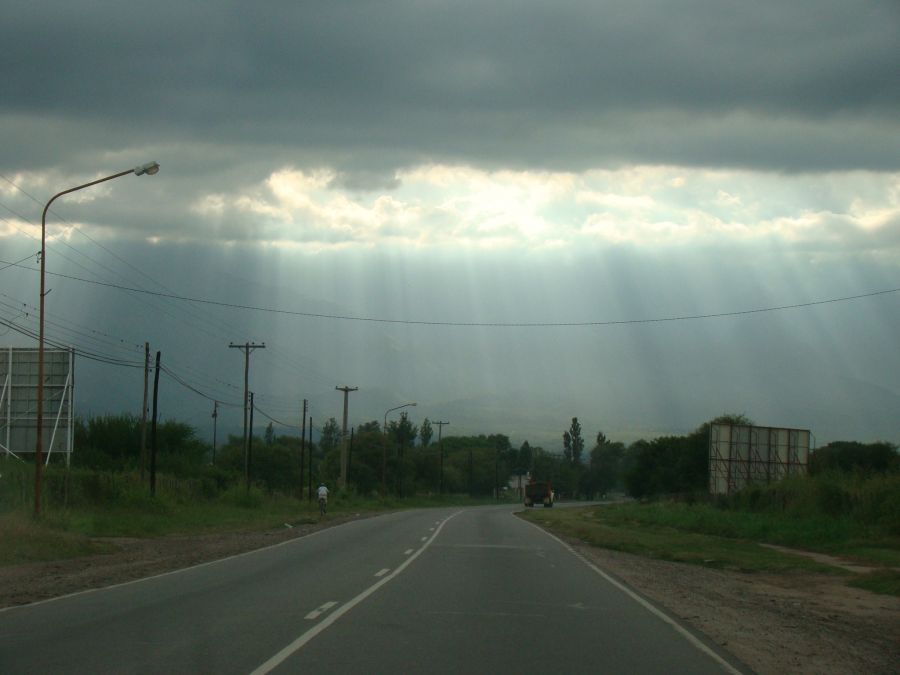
left=1, top=0, right=897, bottom=174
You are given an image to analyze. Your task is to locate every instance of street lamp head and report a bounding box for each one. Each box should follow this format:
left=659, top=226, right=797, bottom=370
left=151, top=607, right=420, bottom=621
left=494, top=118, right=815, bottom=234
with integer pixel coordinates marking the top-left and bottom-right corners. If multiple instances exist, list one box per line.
left=134, top=161, right=160, bottom=176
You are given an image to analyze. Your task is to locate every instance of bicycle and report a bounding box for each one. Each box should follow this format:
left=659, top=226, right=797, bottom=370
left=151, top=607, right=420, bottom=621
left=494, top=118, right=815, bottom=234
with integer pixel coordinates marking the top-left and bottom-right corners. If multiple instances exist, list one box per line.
left=318, top=496, right=327, bottom=516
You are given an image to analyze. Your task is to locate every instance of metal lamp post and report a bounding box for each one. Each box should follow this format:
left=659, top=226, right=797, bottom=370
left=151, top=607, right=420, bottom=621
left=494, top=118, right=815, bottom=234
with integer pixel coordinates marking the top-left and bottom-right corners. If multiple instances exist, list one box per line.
left=34, top=161, right=160, bottom=516
left=382, top=402, right=416, bottom=496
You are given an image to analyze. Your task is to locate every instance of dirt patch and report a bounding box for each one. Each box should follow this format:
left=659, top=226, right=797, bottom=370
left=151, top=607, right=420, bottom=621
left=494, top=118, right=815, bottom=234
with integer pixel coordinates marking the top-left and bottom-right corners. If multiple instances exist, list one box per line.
left=568, top=540, right=900, bottom=675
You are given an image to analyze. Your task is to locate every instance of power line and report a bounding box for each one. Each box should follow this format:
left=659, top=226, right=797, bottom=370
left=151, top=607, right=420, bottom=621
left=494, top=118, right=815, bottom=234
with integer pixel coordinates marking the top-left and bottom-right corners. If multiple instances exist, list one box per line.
left=252, top=404, right=295, bottom=429
left=159, top=364, right=242, bottom=407
left=2, top=257, right=897, bottom=327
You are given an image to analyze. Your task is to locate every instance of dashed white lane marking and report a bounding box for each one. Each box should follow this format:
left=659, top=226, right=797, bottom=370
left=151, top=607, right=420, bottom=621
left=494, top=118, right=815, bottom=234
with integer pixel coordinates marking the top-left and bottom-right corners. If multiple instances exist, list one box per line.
left=304, top=601, right=338, bottom=620
left=420, top=536, right=428, bottom=542
left=404, top=549, right=414, bottom=555
left=251, top=511, right=462, bottom=675
left=375, top=568, right=390, bottom=577
left=429, top=527, right=435, bottom=531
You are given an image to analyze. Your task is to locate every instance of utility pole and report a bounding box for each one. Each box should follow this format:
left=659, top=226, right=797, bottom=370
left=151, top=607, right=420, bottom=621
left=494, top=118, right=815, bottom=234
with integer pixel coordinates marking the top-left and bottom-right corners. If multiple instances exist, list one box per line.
left=335, top=385, right=358, bottom=490
left=308, top=417, right=313, bottom=503
left=347, top=428, right=354, bottom=490
left=211, top=401, right=218, bottom=465
left=230, top=342, right=265, bottom=492
left=434, top=420, right=449, bottom=495
left=247, top=392, right=255, bottom=492
left=299, top=399, right=307, bottom=500
left=150, top=351, right=161, bottom=497
left=139, top=342, right=149, bottom=481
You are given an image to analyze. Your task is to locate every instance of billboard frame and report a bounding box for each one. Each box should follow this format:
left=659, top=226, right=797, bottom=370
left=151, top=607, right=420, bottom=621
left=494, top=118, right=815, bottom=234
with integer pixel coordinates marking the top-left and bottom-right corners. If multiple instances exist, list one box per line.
left=708, top=423, right=809, bottom=496
left=1, top=346, right=75, bottom=466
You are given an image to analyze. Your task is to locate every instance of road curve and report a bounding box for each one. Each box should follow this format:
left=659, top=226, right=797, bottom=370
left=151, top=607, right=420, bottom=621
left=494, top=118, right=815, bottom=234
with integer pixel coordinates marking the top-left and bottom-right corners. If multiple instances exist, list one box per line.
left=0, top=505, right=747, bottom=674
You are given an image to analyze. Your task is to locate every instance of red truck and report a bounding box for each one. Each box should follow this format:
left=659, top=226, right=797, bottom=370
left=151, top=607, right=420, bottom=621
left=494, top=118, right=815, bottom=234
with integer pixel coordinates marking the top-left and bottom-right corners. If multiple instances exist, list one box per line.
left=524, top=480, right=554, bottom=507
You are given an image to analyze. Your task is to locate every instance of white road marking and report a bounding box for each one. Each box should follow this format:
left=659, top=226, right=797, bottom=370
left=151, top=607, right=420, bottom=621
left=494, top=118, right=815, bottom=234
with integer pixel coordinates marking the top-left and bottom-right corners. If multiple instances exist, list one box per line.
left=429, top=527, right=435, bottom=531
left=375, top=568, right=390, bottom=577
left=304, top=601, right=338, bottom=620
left=520, top=517, right=743, bottom=675
left=251, top=511, right=462, bottom=675
left=0, top=514, right=375, bottom=615
left=420, top=536, right=428, bottom=542
left=404, top=549, right=414, bottom=555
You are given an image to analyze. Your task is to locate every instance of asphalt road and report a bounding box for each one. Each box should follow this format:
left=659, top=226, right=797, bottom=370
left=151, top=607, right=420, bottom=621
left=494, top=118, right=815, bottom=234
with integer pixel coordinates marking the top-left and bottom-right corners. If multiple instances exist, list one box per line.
left=0, top=505, right=747, bottom=674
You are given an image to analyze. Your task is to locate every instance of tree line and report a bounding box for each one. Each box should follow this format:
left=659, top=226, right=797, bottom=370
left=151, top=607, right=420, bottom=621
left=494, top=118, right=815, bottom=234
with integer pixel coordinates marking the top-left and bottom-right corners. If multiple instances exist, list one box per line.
left=68, top=412, right=898, bottom=501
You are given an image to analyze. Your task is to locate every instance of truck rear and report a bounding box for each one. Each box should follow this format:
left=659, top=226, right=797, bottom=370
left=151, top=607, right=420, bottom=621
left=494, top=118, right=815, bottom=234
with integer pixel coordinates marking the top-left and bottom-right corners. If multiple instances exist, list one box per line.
left=524, top=481, right=554, bottom=507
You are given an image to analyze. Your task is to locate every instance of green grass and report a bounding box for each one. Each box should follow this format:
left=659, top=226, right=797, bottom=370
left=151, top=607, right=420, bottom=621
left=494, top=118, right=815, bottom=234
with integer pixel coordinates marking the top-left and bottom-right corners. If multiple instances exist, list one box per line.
left=523, top=506, right=842, bottom=573
left=521, top=501, right=900, bottom=596
left=1, top=463, right=507, bottom=565
left=0, top=513, right=114, bottom=565
left=847, top=569, right=900, bottom=596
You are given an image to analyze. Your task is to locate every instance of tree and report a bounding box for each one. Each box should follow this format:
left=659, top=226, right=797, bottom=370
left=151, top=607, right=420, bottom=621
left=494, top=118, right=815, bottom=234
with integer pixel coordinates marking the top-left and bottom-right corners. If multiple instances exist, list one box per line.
left=810, top=441, right=899, bottom=475
left=517, top=441, right=533, bottom=475
left=420, top=418, right=433, bottom=447
left=358, top=420, right=381, bottom=434
left=586, top=431, right=626, bottom=497
left=389, top=412, right=418, bottom=497
left=319, top=418, right=341, bottom=454
left=563, top=417, right=584, bottom=466
left=624, top=414, right=756, bottom=499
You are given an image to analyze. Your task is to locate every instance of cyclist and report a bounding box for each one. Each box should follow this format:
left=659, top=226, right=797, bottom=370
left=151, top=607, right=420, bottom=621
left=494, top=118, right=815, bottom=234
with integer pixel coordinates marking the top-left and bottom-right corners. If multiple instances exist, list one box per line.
left=317, top=483, right=329, bottom=515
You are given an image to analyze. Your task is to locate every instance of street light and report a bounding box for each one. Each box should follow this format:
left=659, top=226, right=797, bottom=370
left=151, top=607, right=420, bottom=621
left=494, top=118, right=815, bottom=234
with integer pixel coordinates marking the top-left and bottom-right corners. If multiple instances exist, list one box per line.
left=34, top=162, right=160, bottom=516
left=382, top=402, right=416, bottom=496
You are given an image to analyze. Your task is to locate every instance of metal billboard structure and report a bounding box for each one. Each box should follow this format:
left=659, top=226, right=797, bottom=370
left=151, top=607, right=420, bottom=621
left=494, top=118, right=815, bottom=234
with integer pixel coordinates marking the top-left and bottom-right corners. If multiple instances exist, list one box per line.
left=0, top=347, right=75, bottom=465
left=708, top=423, right=809, bottom=496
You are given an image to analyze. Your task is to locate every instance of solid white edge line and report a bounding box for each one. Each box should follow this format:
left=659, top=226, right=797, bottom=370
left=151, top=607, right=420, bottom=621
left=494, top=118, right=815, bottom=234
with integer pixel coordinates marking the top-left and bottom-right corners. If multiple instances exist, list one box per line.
left=250, top=510, right=463, bottom=675
left=0, top=513, right=389, bottom=615
left=519, top=516, right=743, bottom=675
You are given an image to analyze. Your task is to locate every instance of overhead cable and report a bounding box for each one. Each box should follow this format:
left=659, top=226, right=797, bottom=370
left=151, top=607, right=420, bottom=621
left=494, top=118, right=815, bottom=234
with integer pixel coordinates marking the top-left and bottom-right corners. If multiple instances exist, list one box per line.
left=2, top=258, right=898, bottom=328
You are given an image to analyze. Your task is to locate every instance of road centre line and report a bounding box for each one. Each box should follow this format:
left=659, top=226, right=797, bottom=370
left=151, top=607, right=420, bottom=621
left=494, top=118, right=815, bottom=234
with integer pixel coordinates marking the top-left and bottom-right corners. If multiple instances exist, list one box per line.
left=250, top=511, right=462, bottom=675
left=520, top=516, right=743, bottom=675
left=304, top=601, right=338, bottom=620
left=375, top=568, right=390, bottom=577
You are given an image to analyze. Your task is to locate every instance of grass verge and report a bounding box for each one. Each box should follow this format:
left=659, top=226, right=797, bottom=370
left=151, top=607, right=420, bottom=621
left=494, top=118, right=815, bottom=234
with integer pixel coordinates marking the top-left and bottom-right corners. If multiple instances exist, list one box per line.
left=848, top=569, right=900, bottom=596
left=0, top=484, right=509, bottom=566
left=521, top=501, right=900, bottom=596
left=0, top=513, right=114, bottom=565
left=521, top=505, right=841, bottom=574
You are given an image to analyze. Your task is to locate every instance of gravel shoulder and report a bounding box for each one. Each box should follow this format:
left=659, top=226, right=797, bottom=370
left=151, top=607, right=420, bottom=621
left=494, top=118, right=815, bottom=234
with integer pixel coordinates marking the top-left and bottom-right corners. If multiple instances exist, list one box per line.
left=567, top=538, right=900, bottom=675
left=1, top=512, right=898, bottom=675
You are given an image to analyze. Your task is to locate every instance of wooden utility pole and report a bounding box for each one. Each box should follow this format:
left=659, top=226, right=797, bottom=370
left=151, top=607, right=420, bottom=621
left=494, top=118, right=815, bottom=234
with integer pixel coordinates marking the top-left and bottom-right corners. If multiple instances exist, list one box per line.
left=347, top=428, right=354, bottom=489
left=229, top=342, right=265, bottom=491
left=335, top=385, right=358, bottom=490
left=308, top=417, right=313, bottom=503
left=299, top=399, right=307, bottom=499
left=139, top=342, right=149, bottom=481
left=211, top=401, right=218, bottom=465
left=247, top=392, right=255, bottom=492
left=434, top=420, right=449, bottom=495
left=150, top=351, right=161, bottom=497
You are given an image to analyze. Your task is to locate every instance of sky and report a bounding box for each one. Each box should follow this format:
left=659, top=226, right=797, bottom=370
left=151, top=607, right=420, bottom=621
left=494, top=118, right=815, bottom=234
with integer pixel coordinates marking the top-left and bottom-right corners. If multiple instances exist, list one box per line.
left=1, top=0, right=898, bottom=452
